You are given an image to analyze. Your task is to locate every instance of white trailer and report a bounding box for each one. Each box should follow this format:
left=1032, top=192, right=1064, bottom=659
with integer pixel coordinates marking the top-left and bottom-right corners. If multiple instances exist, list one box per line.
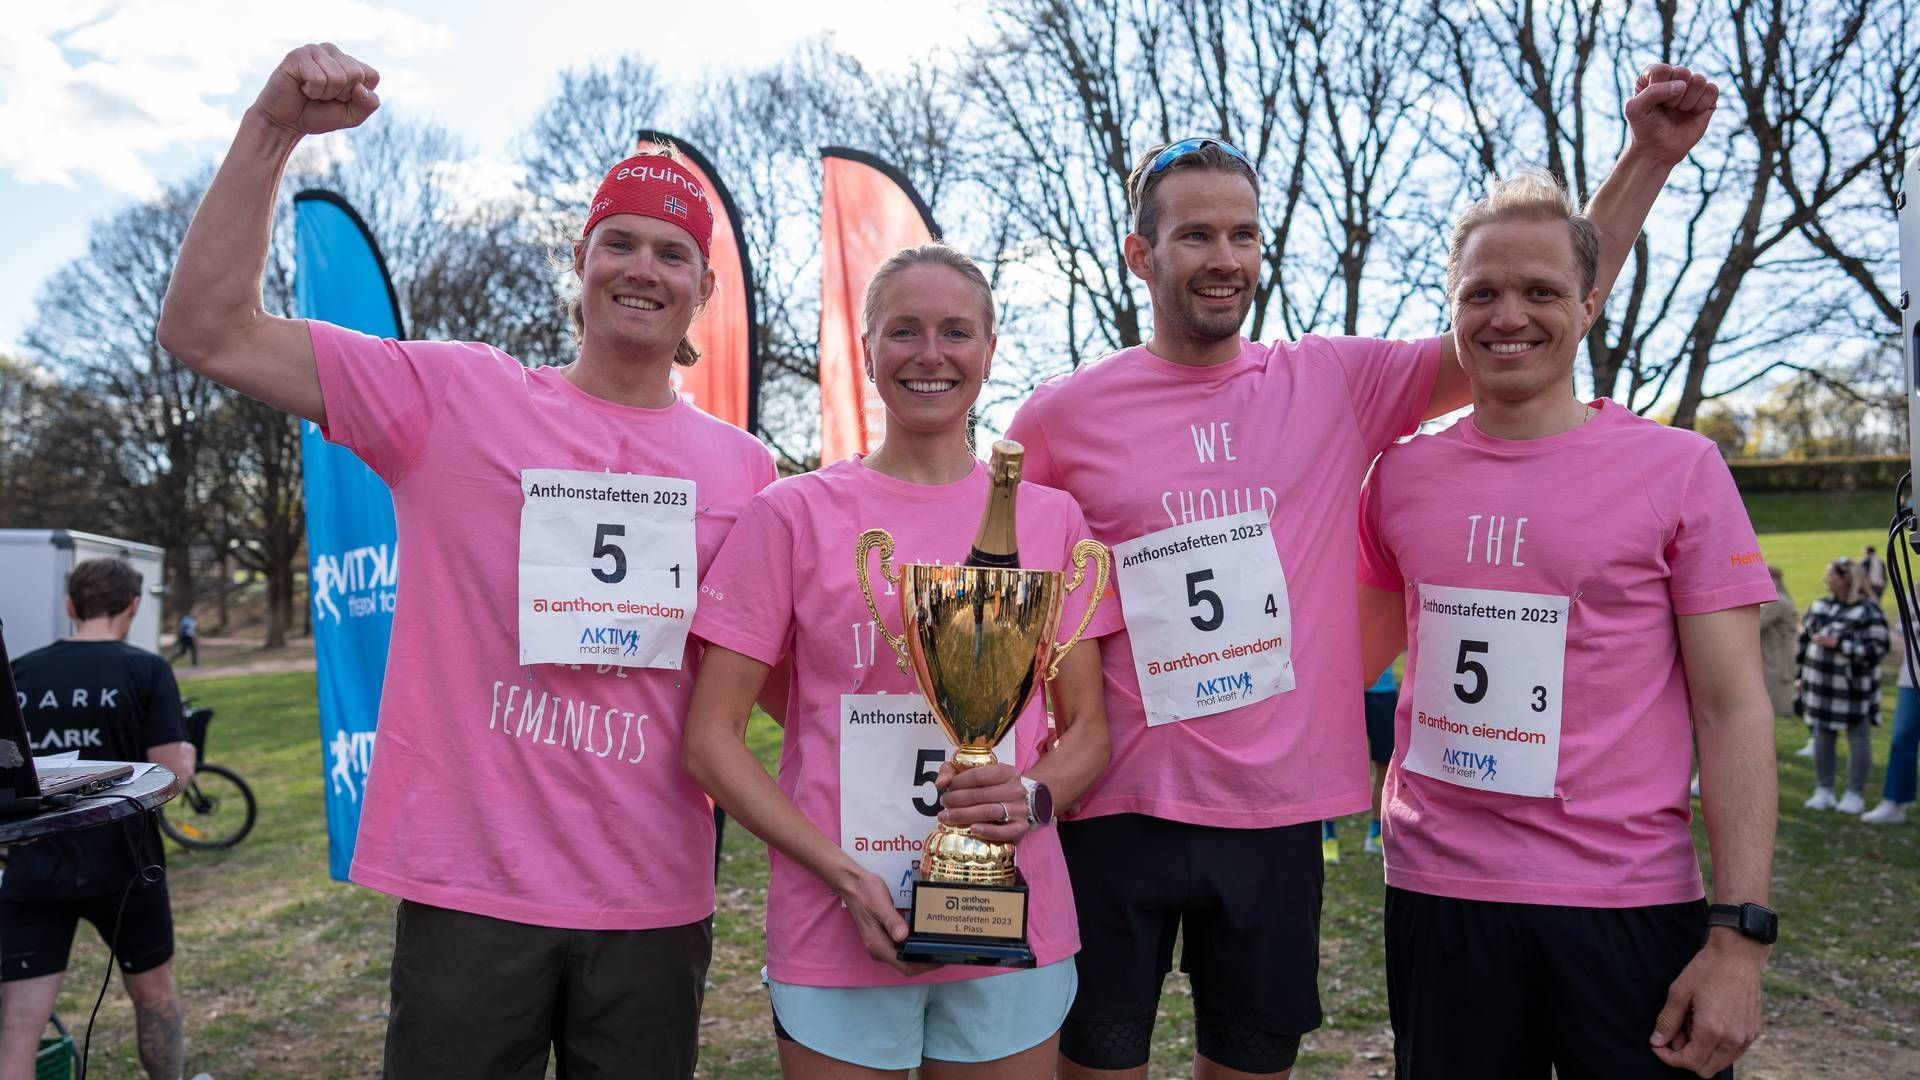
left=0, top=530, right=167, bottom=657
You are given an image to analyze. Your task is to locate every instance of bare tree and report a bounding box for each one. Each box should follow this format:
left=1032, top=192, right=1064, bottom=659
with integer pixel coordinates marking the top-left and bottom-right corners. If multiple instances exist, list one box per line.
left=207, top=396, right=304, bottom=647
left=1295, top=0, right=1442, bottom=336
left=960, top=0, right=1440, bottom=407
left=1427, top=0, right=1916, bottom=427
left=517, top=55, right=674, bottom=219
left=293, top=113, right=571, bottom=367
left=24, top=174, right=226, bottom=621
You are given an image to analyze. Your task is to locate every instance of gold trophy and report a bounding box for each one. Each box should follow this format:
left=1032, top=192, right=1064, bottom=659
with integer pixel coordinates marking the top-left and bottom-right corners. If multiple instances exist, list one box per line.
left=855, top=442, right=1111, bottom=966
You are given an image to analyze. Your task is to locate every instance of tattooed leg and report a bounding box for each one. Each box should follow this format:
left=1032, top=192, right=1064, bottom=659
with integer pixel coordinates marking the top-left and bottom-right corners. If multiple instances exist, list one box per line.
left=123, top=962, right=183, bottom=1080
left=132, top=997, right=183, bottom=1080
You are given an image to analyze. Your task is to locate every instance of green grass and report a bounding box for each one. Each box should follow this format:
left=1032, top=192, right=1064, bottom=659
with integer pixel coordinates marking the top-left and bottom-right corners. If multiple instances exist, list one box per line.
left=1743, top=491, right=1897, bottom=535
left=49, top=516, right=1920, bottom=1075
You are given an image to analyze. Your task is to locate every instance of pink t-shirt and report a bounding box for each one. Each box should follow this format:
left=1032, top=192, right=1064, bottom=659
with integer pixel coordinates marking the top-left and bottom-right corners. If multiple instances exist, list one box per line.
left=1005, top=335, right=1442, bottom=828
left=310, top=321, right=776, bottom=929
left=691, top=457, right=1121, bottom=987
left=1357, top=401, right=1776, bottom=907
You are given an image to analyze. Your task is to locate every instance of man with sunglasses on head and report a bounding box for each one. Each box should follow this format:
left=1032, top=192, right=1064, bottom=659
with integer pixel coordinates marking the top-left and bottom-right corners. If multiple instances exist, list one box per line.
left=1006, top=64, right=1720, bottom=1079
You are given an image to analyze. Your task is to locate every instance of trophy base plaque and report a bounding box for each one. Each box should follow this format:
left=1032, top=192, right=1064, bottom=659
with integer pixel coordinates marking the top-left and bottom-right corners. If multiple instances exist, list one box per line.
left=897, top=873, right=1035, bottom=968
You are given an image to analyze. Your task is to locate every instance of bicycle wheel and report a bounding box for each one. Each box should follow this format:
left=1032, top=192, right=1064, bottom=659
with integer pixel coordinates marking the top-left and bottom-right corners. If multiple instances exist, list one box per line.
left=159, top=764, right=258, bottom=850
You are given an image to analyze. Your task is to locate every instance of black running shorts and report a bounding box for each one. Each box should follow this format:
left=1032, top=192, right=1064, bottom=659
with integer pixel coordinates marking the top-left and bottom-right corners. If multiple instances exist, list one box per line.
left=384, top=901, right=712, bottom=1080
left=1, top=885, right=175, bottom=981
left=1058, top=813, right=1323, bottom=1073
left=1385, top=887, right=1733, bottom=1079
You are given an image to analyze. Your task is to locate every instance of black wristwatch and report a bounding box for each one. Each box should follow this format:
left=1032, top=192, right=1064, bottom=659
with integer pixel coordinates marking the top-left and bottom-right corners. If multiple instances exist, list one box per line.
left=1020, top=776, right=1054, bottom=828
left=1707, top=903, right=1778, bottom=945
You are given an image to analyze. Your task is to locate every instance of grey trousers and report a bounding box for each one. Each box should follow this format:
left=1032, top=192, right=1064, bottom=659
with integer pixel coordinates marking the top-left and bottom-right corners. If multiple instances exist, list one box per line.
left=1815, top=723, right=1873, bottom=794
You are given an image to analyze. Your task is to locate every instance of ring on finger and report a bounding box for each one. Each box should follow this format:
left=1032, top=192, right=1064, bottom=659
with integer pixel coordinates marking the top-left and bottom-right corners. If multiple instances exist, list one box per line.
left=997, top=801, right=1010, bottom=824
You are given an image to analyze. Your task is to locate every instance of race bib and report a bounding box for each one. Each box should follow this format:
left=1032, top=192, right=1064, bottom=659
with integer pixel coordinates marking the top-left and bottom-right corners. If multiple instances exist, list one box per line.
left=1405, top=583, right=1568, bottom=797
left=517, top=469, right=697, bottom=669
left=838, top=693, right=1017, bottom=909
left=1113, top=511, right=1294, bottom=726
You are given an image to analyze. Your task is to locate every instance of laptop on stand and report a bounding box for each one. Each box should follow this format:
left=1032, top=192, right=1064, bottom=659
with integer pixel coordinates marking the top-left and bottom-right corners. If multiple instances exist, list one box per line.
left=0, top=622, right=134, bottom=814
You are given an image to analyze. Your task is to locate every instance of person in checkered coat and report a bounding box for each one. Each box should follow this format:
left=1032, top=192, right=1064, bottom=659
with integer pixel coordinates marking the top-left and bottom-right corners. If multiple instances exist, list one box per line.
left=1796, top=557, right=1889, bottom=814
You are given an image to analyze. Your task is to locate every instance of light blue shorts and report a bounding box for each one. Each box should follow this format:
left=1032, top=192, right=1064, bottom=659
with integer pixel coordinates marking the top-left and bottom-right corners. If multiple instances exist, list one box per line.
left=765, top=959, right=1077, bottom=1070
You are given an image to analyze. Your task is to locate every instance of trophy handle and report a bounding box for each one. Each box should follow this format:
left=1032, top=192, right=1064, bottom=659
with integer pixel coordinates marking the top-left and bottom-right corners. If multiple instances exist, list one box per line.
left=855, top=528, right=911, bottom=674
left=1048, top=539, right=1112, bottom=681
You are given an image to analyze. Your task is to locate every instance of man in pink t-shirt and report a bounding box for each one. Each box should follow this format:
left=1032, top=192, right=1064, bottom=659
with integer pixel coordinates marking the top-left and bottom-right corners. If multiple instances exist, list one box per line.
left=1357, top=168, right=1777, bottom=1080
left=1006, top=66, right=1723, bottom=1079
left=158, top=45, right=773, bottom=1078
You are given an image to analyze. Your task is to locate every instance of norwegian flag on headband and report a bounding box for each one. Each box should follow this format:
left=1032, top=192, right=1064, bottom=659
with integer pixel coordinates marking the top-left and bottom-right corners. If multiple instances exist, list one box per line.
left=583, top=154, right=714, bottom=257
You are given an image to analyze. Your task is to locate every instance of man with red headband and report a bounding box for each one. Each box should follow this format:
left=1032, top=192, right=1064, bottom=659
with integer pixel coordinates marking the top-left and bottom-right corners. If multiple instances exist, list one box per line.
left=159, top=43, right=774, bottom=1077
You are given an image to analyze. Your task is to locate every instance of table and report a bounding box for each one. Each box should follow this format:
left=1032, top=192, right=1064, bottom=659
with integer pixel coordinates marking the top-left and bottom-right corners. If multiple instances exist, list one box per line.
left=0, top=767, right=182, bottom=845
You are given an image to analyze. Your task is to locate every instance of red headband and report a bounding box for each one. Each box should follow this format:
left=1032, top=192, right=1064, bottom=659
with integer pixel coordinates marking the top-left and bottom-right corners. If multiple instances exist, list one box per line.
left=582, top=155, right=715, bottom=259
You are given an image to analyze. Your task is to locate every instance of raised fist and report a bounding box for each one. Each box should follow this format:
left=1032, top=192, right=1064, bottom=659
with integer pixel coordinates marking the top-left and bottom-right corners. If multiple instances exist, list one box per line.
left=253, top=43, right=380, bottom=137
left=1625, top=63, right=1719, bottom=167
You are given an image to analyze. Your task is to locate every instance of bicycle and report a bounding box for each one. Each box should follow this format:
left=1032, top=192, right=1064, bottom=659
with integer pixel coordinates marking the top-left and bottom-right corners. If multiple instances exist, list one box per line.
left=159, top=701, right=257, bottom=851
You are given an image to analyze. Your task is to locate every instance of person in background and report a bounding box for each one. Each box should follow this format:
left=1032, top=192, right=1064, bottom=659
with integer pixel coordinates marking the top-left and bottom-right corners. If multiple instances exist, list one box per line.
left=1862, top=625, right=1917, bottom=825
left=1324, top=662, right=1401, bottom=863
left=0, top=559, right=205, bottom=1080
left=1363, top=662, right=1399, bottom=855
left=1758, top=565, right=1799, bottom=718
left=1862, top=544, right=1887, bottom=602
left=1797, top=558, right=1889, bottom=814
left=170, top=611, right=198, bottom=667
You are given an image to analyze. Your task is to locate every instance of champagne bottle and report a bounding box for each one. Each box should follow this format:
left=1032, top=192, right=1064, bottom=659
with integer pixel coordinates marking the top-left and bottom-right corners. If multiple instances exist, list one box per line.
left=964, top=441, right=1023, bottom=569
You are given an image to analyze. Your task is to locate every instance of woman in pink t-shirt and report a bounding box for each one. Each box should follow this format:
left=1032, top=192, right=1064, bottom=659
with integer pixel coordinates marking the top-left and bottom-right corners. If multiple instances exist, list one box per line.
left=684, top=245, right=1115, bottom=1077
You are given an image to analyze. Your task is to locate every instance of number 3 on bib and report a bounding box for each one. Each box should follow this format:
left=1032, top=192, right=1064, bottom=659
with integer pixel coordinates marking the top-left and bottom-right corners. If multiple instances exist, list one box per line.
left=1113, top=510, right=1295, bottom=727
left=1406, top=583, right=1569, bottom=797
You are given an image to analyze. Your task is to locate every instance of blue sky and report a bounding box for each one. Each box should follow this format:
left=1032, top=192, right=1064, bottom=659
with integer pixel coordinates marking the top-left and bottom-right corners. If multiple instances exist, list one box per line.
left=0, top=0, right=976, bottom=355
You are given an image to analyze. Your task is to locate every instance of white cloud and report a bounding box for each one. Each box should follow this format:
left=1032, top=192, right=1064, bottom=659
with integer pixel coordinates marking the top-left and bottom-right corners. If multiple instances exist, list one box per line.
left=0, top=0, right=451, bottom=196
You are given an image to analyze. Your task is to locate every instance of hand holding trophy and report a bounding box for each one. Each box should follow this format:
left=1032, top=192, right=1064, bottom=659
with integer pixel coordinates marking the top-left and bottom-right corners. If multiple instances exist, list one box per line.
left=856, top=441, right=1111, bottom=966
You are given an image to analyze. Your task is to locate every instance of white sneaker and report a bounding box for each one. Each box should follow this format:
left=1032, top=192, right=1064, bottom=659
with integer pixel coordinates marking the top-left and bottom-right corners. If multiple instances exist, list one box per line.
left=1805, top=787, right=1837, bottom=810
left=1837, top=791, right=1866, bottom=814
left=1861, top=800, right=1908, bottom=825
left=1796, top=738, right=1816, bottom=758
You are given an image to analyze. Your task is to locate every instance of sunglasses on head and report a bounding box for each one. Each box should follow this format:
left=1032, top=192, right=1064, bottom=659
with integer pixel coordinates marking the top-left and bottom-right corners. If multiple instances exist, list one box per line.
left=1146, top=137, right=1254, bottom=177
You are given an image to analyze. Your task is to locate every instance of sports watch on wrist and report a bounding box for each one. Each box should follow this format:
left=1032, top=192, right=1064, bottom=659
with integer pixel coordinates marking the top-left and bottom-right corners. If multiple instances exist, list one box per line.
left=1020, top=776, right=1054, bottom=828
left=1707, top=902, right=1778, bottom=945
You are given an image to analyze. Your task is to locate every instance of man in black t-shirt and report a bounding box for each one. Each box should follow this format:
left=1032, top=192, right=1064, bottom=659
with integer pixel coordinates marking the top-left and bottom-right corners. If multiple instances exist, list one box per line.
left=0, top=559, right=198, bottom=1080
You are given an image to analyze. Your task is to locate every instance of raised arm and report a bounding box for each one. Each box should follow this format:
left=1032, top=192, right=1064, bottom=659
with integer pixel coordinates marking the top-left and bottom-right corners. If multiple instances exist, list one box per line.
left=1428, top=63, right=1719, bottom=419
left=157, top=44, right=382, bottom=425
